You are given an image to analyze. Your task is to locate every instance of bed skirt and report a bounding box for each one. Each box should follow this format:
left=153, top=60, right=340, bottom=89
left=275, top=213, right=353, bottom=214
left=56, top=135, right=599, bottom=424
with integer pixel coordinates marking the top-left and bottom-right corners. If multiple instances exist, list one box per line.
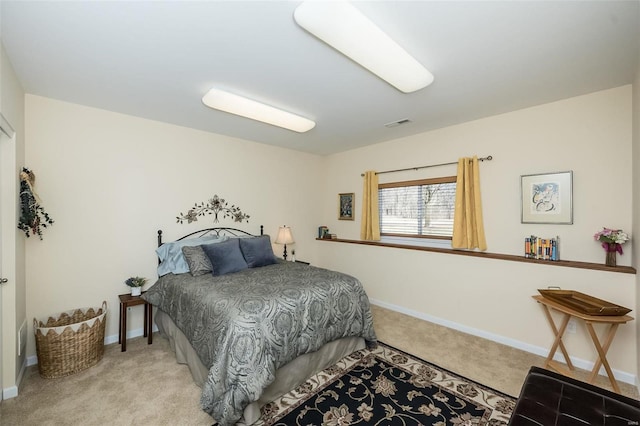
left=154, top=308, right=365, bottom=424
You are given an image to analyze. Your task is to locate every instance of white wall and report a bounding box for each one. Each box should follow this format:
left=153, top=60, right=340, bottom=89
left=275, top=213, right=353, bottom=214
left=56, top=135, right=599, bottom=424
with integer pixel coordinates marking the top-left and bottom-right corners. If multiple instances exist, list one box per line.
left=319, top=86, right=637, bottom=379
left=24, top=95, right=325, bottom=357
left=20, top=86, right=639, bottom=382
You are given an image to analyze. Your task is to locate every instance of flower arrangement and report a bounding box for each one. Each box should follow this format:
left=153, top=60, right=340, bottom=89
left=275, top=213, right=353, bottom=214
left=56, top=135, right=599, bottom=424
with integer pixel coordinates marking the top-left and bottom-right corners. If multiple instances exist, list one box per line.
left=594, top=228, right=630, bottom=253
left=594, top=228, right=629, bottom=267
left=125, top=276, right=147, bottom=288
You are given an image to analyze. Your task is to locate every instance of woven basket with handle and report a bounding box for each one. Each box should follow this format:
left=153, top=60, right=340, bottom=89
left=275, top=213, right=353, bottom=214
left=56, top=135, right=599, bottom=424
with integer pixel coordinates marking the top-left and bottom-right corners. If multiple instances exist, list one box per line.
left=34, top=301, right=107, bottom=378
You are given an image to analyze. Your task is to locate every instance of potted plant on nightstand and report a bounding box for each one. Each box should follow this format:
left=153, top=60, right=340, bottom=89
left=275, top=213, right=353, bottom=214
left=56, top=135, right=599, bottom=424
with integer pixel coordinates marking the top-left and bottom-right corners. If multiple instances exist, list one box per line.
left=125, top=276, right=147, bottom=297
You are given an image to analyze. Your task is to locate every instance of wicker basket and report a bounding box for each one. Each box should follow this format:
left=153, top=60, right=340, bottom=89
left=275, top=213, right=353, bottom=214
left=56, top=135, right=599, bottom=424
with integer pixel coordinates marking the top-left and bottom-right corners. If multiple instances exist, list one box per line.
left=34, top=301, right=107, bottom=378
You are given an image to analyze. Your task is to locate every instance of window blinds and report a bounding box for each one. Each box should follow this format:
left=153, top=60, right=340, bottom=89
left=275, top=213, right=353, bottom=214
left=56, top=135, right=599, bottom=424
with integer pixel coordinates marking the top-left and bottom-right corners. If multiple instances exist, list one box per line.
left=378, top=182, right=456, bottom=237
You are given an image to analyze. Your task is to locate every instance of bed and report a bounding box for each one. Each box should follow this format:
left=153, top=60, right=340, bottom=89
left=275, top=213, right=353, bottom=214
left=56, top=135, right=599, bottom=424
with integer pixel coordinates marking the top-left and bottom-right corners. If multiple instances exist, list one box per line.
left=142, top=227, right=377, bottom=426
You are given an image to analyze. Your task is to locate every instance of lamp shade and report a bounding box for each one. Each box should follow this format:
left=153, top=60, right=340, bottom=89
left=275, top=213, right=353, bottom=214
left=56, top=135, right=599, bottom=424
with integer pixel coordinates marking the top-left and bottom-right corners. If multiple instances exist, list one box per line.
left=275, top=226, right=294, bottom=245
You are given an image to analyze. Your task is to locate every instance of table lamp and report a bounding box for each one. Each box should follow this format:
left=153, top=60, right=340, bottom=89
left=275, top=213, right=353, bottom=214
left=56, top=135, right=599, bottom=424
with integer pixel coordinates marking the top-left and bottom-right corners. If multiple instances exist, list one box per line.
left=275, top=225, right=294, bottom=261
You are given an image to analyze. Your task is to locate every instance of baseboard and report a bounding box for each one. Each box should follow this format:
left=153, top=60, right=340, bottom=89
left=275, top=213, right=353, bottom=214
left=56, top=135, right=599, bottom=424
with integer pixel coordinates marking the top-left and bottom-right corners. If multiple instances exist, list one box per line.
left=26, top=325, right=159, bottom=368
left=18, top=304, right=635, bottom=388
left=369, top=298, right=637, bottom=386
left=2, top=356, right=27, bottom=400
left=3, top=385, right=18, bottom=400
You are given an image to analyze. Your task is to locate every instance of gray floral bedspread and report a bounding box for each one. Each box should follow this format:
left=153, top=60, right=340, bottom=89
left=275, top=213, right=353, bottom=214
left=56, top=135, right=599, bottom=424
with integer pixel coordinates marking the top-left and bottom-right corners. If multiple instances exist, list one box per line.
left=142, top=261, right=377, bottom=426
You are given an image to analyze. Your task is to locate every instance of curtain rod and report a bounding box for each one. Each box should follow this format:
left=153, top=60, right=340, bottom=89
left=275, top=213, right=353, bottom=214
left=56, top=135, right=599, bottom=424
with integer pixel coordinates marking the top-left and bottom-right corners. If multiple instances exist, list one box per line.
left=361, top=155, right=493, bottom=177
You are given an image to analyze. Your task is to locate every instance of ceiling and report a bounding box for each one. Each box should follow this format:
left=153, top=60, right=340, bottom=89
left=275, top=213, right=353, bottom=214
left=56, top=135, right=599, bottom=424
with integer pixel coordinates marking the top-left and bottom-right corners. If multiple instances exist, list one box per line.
left=2, top=1, right=639, bottom=156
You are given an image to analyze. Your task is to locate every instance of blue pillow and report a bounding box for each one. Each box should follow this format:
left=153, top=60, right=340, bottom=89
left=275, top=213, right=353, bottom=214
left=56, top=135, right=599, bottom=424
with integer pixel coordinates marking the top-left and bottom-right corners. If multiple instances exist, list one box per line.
left=156, top=235, right=221, bottom=276
left=202, top=237, right=248, bottom=276
left=239, top=235, right=277, bottom=268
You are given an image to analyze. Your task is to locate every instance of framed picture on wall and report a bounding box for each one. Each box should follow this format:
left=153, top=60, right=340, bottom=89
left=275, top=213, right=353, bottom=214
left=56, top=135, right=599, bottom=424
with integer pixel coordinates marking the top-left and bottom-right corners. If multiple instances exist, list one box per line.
left=521, top=171, right=573, bottom=224
left=338, top=193, right=354, bottom=220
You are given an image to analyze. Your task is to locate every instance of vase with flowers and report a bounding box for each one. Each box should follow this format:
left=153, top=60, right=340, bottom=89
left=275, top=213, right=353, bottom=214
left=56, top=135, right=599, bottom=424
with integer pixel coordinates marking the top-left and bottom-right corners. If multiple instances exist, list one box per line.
left=594, top=228, right=630, bottom=267
left=125, top=276, right=147, bottom=296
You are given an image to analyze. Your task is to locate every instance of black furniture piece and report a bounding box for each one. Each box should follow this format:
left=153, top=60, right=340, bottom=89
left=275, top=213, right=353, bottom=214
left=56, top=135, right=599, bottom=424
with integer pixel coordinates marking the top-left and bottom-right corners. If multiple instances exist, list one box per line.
left=509, top=366, right=640, bottom=426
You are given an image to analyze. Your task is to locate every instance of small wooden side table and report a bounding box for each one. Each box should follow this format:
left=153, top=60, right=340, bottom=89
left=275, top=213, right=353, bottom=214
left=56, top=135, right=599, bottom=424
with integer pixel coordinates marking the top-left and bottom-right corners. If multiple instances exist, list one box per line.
left=533, top=295, right=633, bottom=393
left=118, top=292, right=153, bottom=352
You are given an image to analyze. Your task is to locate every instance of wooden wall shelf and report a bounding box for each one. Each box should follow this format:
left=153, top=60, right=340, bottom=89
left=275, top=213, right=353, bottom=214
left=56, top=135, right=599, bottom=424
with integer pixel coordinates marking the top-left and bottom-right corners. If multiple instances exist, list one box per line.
left=315, top=238, right=636, bottom=274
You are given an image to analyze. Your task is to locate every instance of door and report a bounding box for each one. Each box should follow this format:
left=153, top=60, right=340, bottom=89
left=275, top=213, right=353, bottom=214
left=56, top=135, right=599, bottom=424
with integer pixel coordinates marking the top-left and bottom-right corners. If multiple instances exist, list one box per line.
left=0, top=113, right=16, bottom=404
left=0, top=126, right=3, bottom=404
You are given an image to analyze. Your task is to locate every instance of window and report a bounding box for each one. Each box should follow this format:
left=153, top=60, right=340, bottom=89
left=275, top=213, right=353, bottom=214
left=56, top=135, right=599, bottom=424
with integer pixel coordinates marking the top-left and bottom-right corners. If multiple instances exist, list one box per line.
left=379, top=176, right=457, bottom=239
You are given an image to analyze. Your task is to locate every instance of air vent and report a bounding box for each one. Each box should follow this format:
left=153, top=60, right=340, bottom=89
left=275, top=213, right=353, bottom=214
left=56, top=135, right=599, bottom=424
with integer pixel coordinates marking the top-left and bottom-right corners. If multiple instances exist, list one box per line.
left=384, top=118, right=411, bottom=128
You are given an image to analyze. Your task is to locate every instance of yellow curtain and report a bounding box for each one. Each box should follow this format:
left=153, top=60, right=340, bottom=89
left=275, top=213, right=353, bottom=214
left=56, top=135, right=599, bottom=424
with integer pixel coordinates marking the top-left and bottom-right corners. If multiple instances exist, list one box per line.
left=360, top=171, right=380, bottom=241
left=452, top=156, right=487, bottom=250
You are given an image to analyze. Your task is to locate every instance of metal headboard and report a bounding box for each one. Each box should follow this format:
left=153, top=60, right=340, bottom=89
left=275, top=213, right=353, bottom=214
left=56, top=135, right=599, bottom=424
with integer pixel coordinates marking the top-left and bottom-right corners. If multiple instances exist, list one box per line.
left=157, top=225, right=264, bottom=247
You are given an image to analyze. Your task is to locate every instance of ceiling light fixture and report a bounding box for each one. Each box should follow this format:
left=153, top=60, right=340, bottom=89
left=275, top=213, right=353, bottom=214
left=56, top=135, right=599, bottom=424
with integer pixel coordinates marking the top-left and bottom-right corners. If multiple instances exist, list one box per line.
left=293, top=1, right=434, bottom=93
left=202, top=88, right=316, bottom=133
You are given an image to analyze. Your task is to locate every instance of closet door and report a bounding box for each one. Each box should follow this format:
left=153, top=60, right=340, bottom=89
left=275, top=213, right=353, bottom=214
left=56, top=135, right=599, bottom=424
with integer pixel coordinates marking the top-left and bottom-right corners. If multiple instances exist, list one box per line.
left=0, top=113, right=16, bottom=404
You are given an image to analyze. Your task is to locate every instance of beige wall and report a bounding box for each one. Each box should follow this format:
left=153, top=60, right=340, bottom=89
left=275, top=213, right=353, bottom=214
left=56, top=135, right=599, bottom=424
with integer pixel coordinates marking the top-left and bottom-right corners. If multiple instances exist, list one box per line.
left=24, top=95, right=325, bottom=357
left=16, top=83, right=640, bottom=387
left=319, top=86, right=637, bottom=380
left=0, top=41, right=26, bottom=396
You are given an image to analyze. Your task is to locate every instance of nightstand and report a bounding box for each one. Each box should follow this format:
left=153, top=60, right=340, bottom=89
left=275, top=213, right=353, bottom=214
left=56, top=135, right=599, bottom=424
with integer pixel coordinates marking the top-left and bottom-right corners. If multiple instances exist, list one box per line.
left=295, top=260, right=310, bottom=265
left=118, top=292, right=153, bottom=352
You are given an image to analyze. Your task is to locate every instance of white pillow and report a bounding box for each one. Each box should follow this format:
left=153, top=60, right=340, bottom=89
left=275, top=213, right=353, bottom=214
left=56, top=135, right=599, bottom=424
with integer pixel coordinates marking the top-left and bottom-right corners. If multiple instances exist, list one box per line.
left=156, top=235, right=224, bottom=276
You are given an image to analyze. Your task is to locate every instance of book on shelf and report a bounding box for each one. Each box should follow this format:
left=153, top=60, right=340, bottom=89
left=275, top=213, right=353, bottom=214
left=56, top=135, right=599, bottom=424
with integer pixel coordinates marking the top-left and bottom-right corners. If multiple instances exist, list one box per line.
left=318, top=226, right=329, bottom=239
left=524, top=235, right=560, bottom=261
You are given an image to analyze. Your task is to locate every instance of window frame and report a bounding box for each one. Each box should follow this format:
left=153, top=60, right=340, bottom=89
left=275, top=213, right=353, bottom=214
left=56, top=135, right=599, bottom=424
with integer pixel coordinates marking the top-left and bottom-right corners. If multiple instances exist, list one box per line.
left=378, top=175, right=457, bottom=241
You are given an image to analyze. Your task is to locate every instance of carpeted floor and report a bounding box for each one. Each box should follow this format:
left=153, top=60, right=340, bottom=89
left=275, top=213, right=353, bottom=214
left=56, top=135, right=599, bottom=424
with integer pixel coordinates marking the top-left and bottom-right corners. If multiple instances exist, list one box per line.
left=1, top=305, right=637, bottom=425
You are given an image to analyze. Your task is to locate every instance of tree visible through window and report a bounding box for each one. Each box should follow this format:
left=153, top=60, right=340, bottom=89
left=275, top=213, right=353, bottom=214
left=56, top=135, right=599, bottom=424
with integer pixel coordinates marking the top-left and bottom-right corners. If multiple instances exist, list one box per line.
left=378, top=176, right=456, bottom=239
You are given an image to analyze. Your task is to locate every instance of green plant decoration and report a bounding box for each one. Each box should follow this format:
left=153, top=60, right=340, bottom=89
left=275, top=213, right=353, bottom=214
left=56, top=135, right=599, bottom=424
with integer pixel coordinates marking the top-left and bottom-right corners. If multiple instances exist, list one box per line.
left=125, top=276, right=148, bottom=288
left=18, top=167, right=54, bottom=239
left=176, top=194, right=250, bottom=224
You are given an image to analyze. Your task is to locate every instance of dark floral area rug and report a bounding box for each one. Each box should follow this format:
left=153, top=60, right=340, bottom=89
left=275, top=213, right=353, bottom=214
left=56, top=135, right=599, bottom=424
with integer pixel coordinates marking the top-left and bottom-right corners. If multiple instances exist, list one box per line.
left=250, top=342, right=515, bottom=425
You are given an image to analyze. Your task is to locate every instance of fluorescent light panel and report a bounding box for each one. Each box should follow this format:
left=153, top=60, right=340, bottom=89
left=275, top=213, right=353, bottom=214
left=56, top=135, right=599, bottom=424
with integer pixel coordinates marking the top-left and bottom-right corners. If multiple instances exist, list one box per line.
left=294, top=1, right=434, bottom=93
left=202, top=88, right=316, bottom=133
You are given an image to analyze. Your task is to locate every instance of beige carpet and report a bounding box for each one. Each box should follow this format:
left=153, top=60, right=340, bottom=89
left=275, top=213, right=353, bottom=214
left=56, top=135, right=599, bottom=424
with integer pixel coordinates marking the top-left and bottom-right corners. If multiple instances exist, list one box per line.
left=1, top=305, right=638, bottom=425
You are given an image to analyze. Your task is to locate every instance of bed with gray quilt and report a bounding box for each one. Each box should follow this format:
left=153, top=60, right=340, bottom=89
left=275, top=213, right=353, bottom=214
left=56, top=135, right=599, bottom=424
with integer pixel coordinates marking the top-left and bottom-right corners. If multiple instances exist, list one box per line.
left=142, top=228, right=377, bottom=426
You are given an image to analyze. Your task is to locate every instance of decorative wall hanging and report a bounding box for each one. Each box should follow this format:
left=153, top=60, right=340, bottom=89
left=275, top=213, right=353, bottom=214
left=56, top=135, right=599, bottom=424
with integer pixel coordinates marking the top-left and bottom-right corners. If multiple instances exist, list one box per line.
left=18, top=167, right=54, bottom=239
left=176, top=194, right=250, bottom=224
left=338, top=192, right=354, bottom=220
left=520, top=171, right=573, bottom=224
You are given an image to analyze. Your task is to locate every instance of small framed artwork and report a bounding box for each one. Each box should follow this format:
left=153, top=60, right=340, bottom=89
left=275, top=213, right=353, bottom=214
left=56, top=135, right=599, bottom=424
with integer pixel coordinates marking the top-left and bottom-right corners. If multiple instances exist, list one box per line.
left=521, top=171, right=573, bottom=224
left=338, top=193, right=354, bottom=220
